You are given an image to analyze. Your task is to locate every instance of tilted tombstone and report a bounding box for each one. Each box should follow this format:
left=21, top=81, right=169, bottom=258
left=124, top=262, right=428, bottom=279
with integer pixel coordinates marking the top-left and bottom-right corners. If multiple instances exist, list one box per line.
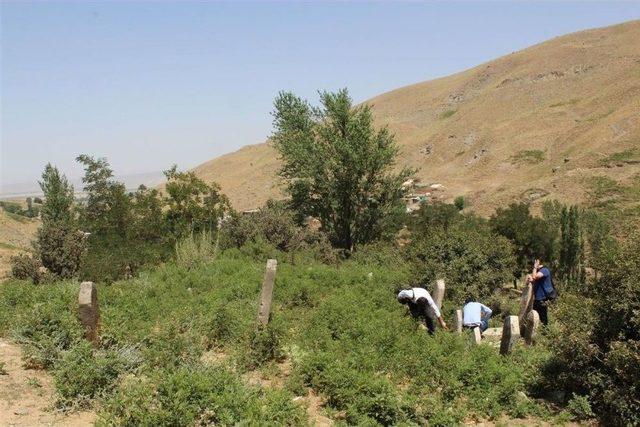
left=500, top=315, right=520, bottom=355
left=455, top=309, right=463, bottom=334
left=518, top=282, right=534, bottom=337
left=78, top=281, right=100, bottom=346
left=424, top=279, right=446, bottom=331
left=257, top=259, right=278, bottom=326
left=524, top=309, right=540, bottom=345
left=433, top=279, right=445, bottom=310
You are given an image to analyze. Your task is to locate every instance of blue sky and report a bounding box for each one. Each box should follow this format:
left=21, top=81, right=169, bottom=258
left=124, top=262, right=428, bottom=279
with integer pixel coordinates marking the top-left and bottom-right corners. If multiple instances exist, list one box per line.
left=2, top=1, right=639, bottom=188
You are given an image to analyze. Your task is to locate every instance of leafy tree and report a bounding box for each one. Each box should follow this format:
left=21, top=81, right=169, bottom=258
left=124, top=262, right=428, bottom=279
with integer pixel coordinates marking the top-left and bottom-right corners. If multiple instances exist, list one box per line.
left=409, top=201, right=461, bottom=233
left=558, top=205, right=585, bottom=285
left=453, top=196, right=465, bottom=211
left=76, top=155, right=131, bottom=239
left=130, top=185, right=167, bottom=243
left=489, top=202, right=554, bottom=277
left=33, top=164, right=85, bottom=278
left=163, top=165, right=229, bottom=238
left=39, top=164, right=75, bottom=223
left=271, top=89, right=413, bottom=251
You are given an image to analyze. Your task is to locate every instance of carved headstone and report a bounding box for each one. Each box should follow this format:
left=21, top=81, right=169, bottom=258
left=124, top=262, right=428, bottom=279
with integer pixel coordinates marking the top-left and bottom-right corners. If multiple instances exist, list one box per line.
left=433, top=279, right=445, bottom=310
left=455, top=309, right=463, bottom=334
left=78, top=281, right=100, bottom=346
left=524, top=310, right=540, bottom=345
left=518, top=282, right=533, bottom=337
left=257, top=259, right=277, bottom=326
left=500, top=315, right=520, bottom=355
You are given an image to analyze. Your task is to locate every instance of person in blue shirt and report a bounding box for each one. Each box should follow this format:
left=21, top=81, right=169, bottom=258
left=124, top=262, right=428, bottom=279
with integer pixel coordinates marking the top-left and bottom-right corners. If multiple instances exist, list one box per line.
left=529, top=258, right=555, bottom=326
left=462, top=297, right=493, bottom=333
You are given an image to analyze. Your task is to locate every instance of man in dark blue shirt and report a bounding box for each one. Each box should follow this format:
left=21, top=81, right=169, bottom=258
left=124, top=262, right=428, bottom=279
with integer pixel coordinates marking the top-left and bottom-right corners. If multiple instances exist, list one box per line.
left=529, top=259, right=555, bottom=325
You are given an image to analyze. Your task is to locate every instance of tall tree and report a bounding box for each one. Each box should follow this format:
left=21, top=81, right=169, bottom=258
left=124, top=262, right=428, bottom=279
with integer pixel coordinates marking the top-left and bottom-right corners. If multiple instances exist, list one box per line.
left=489, top=202, right=554, bottom=277
left=163, top=165, right=229, bottom=237
left=76, top=155, right=131, bottom=239
left=271, top=89, right=413, bottom=251
left=34, top=164, right=85, bottom=277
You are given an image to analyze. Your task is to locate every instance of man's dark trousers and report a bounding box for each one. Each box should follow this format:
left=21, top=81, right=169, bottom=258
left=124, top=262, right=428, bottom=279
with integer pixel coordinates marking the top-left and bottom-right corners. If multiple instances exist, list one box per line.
left=533, top=300, right=548, bottom=326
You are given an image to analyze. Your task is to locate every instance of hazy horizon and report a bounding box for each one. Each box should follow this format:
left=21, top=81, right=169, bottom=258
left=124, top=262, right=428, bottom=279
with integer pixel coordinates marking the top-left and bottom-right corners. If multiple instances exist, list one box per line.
left=2, top=1, right=639, bottom=192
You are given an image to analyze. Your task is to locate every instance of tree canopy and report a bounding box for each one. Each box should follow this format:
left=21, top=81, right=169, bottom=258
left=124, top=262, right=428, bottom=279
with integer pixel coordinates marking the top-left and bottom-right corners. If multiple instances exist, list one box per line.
left=271, top=89, right=413, bottom=251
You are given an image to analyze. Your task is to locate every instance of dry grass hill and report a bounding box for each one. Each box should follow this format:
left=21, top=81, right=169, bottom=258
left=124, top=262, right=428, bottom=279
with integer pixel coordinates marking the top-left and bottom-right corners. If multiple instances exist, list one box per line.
left=192, top=20, right=640, bottom=215
left=0, top=210, right=38, bottom=278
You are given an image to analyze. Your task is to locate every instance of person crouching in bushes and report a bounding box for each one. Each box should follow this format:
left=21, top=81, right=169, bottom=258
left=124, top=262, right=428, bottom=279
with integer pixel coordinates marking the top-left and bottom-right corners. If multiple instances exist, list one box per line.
left=462, top=297, right=493, bottom=335
left=397, top=288, right=448, bottom=335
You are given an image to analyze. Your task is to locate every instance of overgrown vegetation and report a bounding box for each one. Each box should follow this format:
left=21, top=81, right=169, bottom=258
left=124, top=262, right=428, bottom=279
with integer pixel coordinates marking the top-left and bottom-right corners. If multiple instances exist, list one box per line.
left=2, top=88, right=637, bottom=426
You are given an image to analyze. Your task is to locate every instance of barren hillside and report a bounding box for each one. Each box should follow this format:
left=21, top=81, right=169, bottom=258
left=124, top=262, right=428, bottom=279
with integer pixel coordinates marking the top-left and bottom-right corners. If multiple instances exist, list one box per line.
left=192, top=20, right=640, bottom=214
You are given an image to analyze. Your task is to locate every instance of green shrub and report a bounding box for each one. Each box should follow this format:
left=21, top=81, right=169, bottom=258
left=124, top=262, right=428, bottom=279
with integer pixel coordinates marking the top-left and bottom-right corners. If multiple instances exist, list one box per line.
left=408, top=222, right=516, bottom=303
left=99, top=366, right=305, bottom=426
left=54, top=342, right=129, bottom=406
left=175, top=230, right=219, bottom=269
left=567, top=394, right=594, bottom=421
left=10, top=254, right=42, bottom=284
left=13, top=302, right=82, bottom=369
left=245, top=323, right=285, bottom=369
left=35, top=221, right=86, bottom=279
left=542, top=235, right=640, bottom=425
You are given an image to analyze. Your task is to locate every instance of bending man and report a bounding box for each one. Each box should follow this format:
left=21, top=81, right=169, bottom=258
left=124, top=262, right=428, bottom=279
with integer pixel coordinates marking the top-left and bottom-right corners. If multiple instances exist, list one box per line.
left=397, top=287, right=448, bottom=335
left=462, top=297, right=493, bottom=334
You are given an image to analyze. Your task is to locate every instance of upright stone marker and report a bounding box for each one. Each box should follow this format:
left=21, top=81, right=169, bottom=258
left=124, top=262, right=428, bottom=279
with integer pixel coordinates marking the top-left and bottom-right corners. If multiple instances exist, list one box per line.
left=518, top=282, right=533, bottom=337
left=257, top=259, right=277, bottom=326
left=500, top=315, right=520, bottom=355
left=524, top=310, right=540, bottom=345
left=433, top=279, right=445, bottom=310
left=471, top=326, right=482, bottom=345
left=78, top=281, right=100, bottom=346
left=455, top=309, right=463, bottom=334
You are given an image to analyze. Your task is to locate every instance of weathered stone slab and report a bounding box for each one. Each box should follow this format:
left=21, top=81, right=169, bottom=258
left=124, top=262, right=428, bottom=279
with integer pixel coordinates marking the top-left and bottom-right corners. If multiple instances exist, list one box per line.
left=524, top=309, right=540, bottom=345
left=433, top=279, right=445, bottom=310
left=518, top=282, right=533, bottom=337
left=257, top=259, right=277, bottom=326
left=455, top=309, right=463, bottom=334
left=500, top=315, right=520, bottom=355
left=78, top=281, right=100, bottom=346
left=471, top=326, right=482, bottom=345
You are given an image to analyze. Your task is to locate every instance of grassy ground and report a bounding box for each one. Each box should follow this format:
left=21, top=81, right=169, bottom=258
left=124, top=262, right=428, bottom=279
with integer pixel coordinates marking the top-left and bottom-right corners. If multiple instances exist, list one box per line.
left=0, top=247, right=578, bottom=426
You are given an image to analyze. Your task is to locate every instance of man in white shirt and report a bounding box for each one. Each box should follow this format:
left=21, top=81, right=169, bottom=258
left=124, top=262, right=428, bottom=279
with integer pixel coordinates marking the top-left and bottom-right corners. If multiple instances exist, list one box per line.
left=397, top=287, right=448, bottom=335
left=462, top=297, right=493, bottom=333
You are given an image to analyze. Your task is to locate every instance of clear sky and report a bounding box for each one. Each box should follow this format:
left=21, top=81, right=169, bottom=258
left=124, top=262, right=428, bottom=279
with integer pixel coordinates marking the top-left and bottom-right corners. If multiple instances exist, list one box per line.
left=2, top=1, right=639, bottom=189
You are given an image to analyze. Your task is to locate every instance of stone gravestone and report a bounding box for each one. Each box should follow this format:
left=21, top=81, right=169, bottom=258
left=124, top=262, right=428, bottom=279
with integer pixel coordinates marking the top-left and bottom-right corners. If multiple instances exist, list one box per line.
left=518, top=282, right=534, bottom=337
left=471, top=326, right=482, bottom=345
left=433, top=279, right=445, bottom=310
left=500, top=315, right=520, bottom=355
left=78, top=281, right=100, bottom=346
left=455, top=309, right=463, bottom=334
left=257, top=259, right=277, bottom=326
left=524, top=309, right=540, bottom=345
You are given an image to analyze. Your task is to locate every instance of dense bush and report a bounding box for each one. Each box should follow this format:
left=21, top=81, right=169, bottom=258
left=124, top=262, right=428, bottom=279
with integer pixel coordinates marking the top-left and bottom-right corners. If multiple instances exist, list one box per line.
left=407, top=219, right=516, bottom=303
left=35, top=222, right=86, bottom=279
left=543, top=235, right=640, bottom=425
left=10, top=254, right=41, bottom=283
left=490, top=202, right=555, bottom=276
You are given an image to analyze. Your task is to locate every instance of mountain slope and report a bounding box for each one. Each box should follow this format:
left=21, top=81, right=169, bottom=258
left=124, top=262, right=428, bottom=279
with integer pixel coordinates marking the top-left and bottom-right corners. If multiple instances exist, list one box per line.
left=193, top=20, right=640, bottom=214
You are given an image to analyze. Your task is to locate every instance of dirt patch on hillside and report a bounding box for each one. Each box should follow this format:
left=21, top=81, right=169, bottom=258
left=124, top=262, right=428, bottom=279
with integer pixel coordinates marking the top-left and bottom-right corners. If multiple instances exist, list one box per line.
left=0, top=339, right=95, bottom=426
